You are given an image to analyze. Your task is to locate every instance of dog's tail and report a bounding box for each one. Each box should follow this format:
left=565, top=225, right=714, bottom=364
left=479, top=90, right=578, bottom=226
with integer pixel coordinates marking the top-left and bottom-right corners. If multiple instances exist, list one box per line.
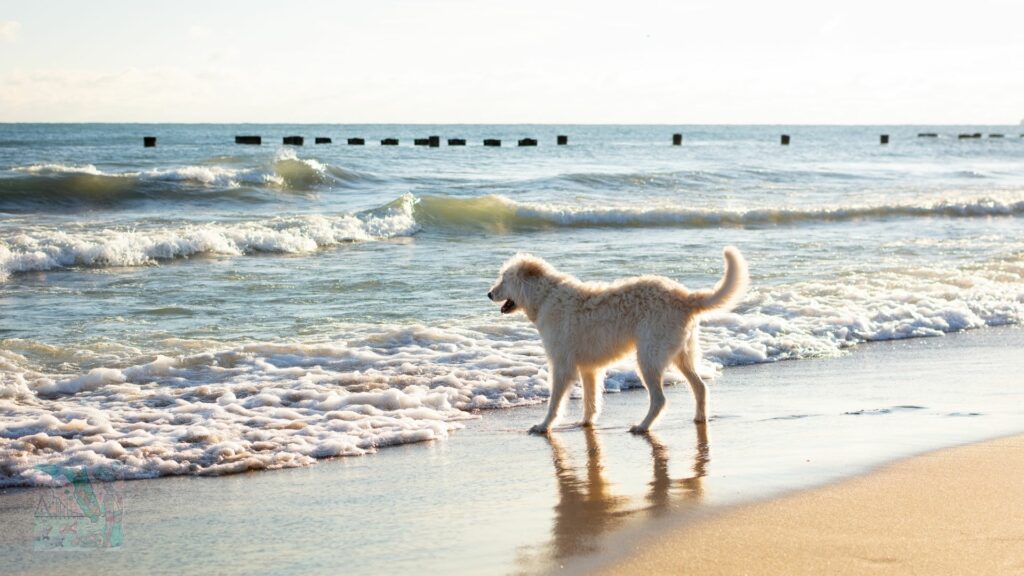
left=696, top=247, right=749, bottom=313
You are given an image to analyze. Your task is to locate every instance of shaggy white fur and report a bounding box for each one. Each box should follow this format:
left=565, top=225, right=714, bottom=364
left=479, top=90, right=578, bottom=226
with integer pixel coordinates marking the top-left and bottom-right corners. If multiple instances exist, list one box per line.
left=488, top=247, right=748, bottom=434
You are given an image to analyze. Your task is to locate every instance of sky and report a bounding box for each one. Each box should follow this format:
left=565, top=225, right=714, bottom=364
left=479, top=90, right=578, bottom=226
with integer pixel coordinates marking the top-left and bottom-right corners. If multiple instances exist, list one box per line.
left=0, top=0, right=1022, bottom=124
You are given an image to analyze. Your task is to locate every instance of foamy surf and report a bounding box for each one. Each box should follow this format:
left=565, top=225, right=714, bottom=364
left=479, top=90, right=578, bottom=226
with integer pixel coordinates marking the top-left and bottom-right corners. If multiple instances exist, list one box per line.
left=0, top=324, right=550, bottom=487
left=1, top=258, right=1021, bottom=487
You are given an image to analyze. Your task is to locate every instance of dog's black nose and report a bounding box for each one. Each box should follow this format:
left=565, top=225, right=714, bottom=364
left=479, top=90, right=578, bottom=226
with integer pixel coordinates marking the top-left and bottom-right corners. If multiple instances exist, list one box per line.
left=487, top=291, right=493, bottom=300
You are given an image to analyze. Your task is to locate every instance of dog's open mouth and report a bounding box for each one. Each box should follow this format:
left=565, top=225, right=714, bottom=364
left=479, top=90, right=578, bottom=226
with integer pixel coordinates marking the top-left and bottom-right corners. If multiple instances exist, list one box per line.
left=500, top=299, right=517, bottom=314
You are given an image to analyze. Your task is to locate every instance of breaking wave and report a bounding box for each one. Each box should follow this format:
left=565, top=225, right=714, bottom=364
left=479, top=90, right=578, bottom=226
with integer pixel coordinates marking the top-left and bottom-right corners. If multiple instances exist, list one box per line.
left=412, top=193, right=1024, bottom=232
left=0, top=195, right=418, bottom=280
left=4, top=189, right=1024, bottom=281
left=0, top=151, right=376, bottom=210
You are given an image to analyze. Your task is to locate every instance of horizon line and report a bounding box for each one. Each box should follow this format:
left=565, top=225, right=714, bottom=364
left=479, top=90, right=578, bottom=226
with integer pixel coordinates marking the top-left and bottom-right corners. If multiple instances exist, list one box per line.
left=2, top=121, right=1023, bottom=127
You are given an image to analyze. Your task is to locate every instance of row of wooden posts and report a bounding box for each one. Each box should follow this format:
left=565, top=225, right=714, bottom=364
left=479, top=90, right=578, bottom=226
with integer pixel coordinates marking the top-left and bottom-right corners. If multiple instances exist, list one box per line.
left=143, top=135, right=566, bottom=147
left=709, top=133, right=1018, bottom=146
left=675, top=133, right=1019, bottom=146
left=257, top=135, right=559, bottom=147
left=141, top=132, right=1022, bottom=147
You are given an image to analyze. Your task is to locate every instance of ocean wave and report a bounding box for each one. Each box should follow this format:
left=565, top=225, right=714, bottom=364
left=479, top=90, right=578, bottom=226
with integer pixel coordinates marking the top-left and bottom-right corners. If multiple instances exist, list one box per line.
left=1, top=259, right=1021, bottom=486
left=412, top=193, right=1024, bottom=232
left=0, top=195, right=419, bottom=280
left=0, top=151, right=376, bottom=210
left=519, top=167, right=865, bottom=192
left=4, top=190, right=1022, bottom=280
left=12, top=163, right=108, bottom=176
left=552, top=169, right=726, bottom=189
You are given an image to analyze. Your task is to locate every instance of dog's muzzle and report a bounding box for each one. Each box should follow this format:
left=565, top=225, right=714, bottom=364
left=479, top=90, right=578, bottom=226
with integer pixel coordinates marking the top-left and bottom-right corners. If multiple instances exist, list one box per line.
left=489, top=290, right=516, bottom=313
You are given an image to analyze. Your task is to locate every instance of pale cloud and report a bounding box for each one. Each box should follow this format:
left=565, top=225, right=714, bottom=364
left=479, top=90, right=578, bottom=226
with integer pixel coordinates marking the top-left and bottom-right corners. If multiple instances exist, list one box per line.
left=0, top=21, right=20, bottom=43
left=0, top=66, right=254, bottom=122
left=188, top=24, right=211, bottom=39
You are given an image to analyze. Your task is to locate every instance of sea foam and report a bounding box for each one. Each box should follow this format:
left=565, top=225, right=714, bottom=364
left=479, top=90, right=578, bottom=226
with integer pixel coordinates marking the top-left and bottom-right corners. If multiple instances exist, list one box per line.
left=1, top=258, right=1021, bottom=486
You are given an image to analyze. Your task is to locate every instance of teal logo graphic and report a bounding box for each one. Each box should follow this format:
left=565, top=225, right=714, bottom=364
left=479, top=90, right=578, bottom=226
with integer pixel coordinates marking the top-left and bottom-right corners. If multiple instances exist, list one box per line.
left=32, top=464, right=125, bottom=550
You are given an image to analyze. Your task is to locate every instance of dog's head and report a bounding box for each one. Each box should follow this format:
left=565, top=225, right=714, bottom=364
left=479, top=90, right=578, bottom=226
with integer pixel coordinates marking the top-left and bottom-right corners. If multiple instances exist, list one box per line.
left=488, top=254, right=552, bottom=318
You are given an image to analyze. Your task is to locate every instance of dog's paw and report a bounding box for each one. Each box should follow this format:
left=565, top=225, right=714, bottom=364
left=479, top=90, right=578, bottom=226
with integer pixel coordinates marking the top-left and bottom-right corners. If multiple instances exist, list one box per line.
left=693, top=414, right=708, bottom=424
left=628, top=425, right=650, bottom=435
left=579, top=420, right=596, bottom=428
left=528, top=424, right=550, bottom=435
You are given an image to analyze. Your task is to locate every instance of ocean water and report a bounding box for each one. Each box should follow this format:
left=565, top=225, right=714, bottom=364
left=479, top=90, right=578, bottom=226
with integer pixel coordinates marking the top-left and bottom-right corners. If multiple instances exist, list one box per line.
left=1, top=124, right=1022, bottom=487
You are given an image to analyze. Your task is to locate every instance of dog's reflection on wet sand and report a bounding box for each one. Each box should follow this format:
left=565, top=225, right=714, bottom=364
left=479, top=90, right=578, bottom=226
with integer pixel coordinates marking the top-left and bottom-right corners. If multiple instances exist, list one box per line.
left=544, top=425, right=709, bottom=560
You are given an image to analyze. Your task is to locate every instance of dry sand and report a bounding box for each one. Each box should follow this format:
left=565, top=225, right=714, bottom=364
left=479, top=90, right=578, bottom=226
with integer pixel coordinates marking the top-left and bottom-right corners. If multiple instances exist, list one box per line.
left=601, top=434, right=1024, bottom=575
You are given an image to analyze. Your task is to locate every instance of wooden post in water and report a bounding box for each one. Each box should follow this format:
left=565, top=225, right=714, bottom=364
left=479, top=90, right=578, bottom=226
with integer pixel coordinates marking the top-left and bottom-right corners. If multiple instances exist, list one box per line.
left=880, top=134, right=889, bottom=145
left=283, top=136, right=304, bottom=146
left=781, top=134, right=791, bottom=145
left=484, top=139, right=501, bottom=147
left=381, top=138, right=399, bottom=146
left=672, top=133, right=683, bottom=146
left=518, top=138, right=538, bottom=147
left=315, top=137, right=331, bottom=144
left=414, top=138, right=429, bottom=146
left=347, top=138, right=365, bottom=145
left=143, top=136, right=156, bottom=147
left=429, top=136, right=440, bottom=148
left=235, top=135, right=262, bottom=145
left=557, top=135, right=568, bottom=145
left=448, top=138, right=466, bottom=146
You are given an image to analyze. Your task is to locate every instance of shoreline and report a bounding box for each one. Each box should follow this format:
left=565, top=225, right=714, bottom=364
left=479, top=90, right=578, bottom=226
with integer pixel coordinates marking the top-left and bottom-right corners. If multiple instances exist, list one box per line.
left=1, top=326, right=1023, bottom=575
left=593, top=432, right=1024, bottom=575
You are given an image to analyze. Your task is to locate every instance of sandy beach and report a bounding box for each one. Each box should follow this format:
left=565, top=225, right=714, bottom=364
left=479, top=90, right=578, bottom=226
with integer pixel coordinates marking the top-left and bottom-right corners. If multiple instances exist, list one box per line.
left=600, top=433, right=1024, bottom=575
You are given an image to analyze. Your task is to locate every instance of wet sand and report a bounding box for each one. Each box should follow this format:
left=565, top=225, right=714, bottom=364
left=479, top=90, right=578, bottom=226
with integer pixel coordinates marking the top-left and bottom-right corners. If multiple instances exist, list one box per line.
left=1, top=327, right=1023, bottom=575
left=599, top=433, right=1024, bottom=575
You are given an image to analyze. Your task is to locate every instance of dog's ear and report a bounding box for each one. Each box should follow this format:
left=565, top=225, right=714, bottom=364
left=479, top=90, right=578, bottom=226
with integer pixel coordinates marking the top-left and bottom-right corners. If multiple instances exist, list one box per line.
left=518, top=259, right=545, bottom=279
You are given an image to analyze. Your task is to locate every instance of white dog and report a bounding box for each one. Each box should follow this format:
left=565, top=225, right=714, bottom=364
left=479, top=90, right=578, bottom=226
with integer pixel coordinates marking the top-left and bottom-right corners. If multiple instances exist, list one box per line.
left=488, top=247, right=748, bottom=434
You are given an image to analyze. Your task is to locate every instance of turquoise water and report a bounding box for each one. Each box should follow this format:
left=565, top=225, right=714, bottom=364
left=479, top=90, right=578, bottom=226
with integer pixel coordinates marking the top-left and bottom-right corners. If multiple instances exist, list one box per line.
left=1, top=124, right=1023, bottom=486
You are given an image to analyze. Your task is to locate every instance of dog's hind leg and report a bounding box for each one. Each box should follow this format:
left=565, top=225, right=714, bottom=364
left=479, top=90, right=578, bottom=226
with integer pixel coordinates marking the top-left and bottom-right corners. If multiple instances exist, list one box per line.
left=675, top=329, right=709, bottom=423
left=630, top=358, right=669, bottom=434
left=531, top=361, right=576, bottom=435
left=580, top=369, right=603, bottom=427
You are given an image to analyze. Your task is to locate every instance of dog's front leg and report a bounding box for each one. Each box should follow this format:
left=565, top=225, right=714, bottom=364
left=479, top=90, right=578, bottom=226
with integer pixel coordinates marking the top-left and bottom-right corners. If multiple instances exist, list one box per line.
left=530, top=362, right=576, bottom=434
left=580, top=369, right=603, bottom=427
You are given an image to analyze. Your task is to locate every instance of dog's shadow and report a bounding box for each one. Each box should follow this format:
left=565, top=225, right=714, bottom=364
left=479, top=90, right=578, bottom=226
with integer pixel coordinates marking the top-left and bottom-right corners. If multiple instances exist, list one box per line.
left=543, top=424, right=709, bottom=560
